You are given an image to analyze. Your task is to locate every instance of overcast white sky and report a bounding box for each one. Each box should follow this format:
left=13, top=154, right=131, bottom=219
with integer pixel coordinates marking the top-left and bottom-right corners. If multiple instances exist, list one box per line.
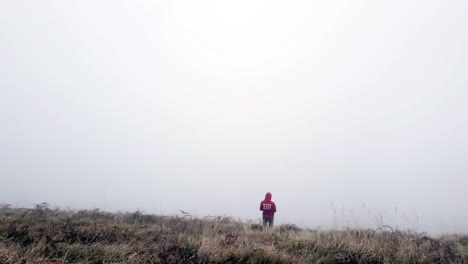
left=1, top=1, right=467, bottom=235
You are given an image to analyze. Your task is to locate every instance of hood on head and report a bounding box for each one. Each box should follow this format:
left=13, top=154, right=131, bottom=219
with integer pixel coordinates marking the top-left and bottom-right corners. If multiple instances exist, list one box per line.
left=265, top=192, right=272, bottom=201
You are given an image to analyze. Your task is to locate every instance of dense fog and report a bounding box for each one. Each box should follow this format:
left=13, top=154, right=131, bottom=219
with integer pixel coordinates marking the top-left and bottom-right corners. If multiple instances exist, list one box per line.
left=1, top=1, right=468, bottom=235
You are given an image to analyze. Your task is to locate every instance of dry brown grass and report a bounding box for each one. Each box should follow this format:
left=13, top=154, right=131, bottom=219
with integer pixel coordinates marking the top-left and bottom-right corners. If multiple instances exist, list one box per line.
left=0, top=207, right=467, bottom=263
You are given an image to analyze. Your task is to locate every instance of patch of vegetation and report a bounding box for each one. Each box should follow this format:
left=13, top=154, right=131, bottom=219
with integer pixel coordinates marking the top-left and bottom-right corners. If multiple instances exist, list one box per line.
left=0, top=207, right=467, bottom=263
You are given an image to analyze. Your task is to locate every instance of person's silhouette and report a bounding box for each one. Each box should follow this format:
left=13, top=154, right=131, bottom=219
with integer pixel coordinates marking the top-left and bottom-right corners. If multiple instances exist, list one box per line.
left=260, top=192, right=276, bottom=227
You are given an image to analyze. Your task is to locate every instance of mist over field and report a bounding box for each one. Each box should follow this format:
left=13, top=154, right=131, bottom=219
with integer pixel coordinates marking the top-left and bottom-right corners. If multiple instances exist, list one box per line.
left=1, top=1, right=468, bottom=236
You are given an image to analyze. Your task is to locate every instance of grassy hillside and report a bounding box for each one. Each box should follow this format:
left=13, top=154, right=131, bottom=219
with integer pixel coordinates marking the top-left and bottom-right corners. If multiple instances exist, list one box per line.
left=0, top=206, right=467, bottom=263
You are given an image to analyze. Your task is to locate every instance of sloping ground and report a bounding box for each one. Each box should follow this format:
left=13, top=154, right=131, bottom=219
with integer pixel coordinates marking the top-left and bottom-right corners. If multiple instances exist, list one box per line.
left=0, top=207, right=467, bottom=263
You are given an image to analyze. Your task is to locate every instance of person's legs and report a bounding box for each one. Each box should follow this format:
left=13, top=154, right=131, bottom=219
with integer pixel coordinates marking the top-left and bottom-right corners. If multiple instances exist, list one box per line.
left=263, top=217, right=274, bottom=227
left=269, top=217, right=274, bottom=227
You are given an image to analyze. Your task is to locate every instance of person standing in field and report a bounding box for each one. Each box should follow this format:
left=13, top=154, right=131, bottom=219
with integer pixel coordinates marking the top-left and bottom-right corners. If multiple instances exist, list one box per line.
left=260, top=192, right=276, bottom=227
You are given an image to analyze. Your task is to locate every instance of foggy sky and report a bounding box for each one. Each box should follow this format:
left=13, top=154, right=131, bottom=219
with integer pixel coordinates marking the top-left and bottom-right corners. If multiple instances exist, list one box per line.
left=1, top=1, right=468, bottom=235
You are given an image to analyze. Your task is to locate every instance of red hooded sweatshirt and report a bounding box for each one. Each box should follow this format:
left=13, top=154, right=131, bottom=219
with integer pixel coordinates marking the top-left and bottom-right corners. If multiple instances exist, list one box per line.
left=260, top=192, right=276, bottom=218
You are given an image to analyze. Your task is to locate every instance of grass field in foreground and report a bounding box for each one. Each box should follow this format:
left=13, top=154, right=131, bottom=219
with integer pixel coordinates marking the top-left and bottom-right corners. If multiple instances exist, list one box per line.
left=0, top=206, right=467, bottom=263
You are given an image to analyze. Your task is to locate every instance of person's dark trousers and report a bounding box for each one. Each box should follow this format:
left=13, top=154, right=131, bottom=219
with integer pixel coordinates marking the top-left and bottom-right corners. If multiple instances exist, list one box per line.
left=263, top=217, right=274, bottom=227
